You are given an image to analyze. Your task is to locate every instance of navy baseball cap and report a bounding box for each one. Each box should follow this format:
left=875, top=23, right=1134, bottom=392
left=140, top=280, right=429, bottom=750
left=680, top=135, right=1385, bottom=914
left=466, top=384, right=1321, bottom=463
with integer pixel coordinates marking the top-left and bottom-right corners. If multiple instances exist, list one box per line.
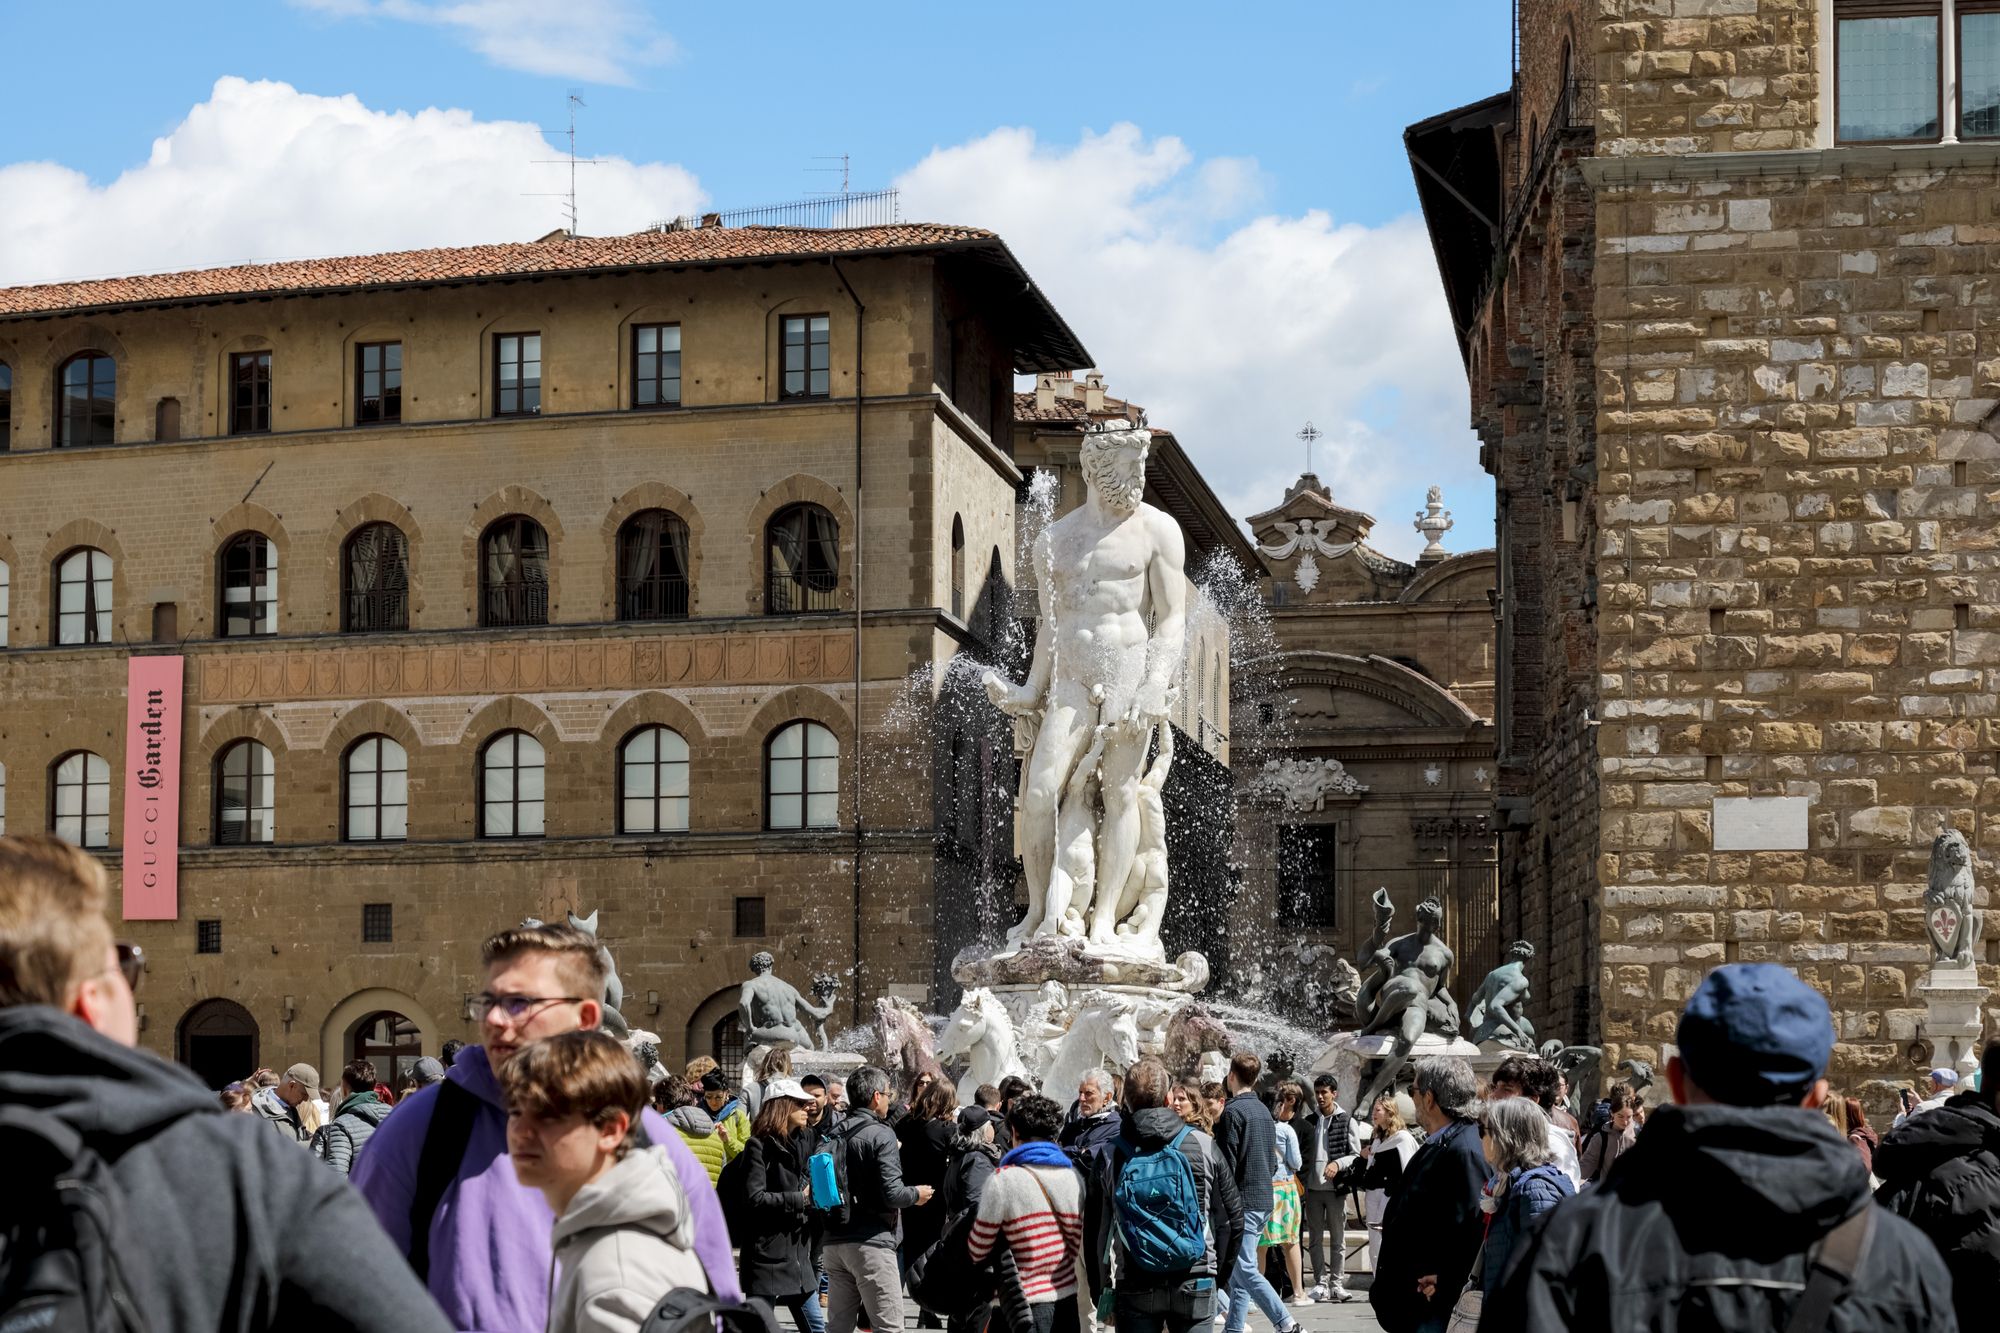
left=1676, top=964, right=1833, bottom=1107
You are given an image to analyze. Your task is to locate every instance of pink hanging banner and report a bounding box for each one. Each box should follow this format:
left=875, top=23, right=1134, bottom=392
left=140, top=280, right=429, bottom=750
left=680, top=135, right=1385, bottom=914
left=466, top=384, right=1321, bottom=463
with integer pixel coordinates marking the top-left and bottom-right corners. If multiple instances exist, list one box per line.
left=122, top=656, right=184, bottom=920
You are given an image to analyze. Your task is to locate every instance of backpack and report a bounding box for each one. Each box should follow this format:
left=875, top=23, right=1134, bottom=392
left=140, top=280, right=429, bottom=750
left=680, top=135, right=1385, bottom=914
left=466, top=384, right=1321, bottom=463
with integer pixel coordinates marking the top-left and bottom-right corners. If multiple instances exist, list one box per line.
left=811, top=1117, right=860, bottom=1229
left=639, top=1288, right=780, bottom=1333
left=716, top=1147, right=753, bottom=1241
left=1111, top=1126, right=1207, bottom=1274
left=0, top=1107, right=148, bottom=1333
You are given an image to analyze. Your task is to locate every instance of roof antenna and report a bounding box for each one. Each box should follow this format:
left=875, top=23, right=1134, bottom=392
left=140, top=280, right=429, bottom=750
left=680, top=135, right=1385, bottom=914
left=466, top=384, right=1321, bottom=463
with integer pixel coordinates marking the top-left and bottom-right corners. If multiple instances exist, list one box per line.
left=809, top=154, right=852, bottom=195
left=528, top=93, right=603, bottom=237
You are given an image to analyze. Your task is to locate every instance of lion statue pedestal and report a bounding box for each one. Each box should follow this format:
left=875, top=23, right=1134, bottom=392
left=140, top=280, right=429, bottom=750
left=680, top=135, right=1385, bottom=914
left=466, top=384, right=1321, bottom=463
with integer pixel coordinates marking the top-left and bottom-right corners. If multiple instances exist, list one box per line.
left=1919, top=829, right=1989, bottom=1082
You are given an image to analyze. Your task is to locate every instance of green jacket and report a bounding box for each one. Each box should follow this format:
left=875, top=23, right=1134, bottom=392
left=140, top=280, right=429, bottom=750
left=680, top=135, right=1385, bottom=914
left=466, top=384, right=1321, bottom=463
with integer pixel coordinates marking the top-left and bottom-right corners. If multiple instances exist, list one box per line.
left=714, top=1099, right=752, bottom=1162
left=668, top=1104, right=727, bottom=1184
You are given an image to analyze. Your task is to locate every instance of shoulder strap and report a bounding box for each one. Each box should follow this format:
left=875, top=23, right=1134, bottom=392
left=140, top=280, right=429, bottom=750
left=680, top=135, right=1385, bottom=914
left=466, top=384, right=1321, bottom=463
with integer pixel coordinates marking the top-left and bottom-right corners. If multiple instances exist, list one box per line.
left=1166, top=1124, right=1191, bottom=1153
left=1782, top=1205, right=1876, bottom=1333
left=408, top=1079, right=481, bottom=1282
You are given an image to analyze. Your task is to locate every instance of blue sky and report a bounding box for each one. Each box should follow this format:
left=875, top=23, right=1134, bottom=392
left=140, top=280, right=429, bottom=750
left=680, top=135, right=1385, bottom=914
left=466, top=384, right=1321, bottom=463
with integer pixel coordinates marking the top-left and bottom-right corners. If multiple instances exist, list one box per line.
left=0, top=1, right=1514, bottom=560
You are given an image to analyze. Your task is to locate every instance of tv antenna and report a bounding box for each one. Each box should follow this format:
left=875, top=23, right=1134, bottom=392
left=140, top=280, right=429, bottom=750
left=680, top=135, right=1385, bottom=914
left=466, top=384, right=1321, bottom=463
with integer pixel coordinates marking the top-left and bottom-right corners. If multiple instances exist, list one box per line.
left=809, top=154, right=852, bottom=194
left=529, top=94, right=604, bottom=235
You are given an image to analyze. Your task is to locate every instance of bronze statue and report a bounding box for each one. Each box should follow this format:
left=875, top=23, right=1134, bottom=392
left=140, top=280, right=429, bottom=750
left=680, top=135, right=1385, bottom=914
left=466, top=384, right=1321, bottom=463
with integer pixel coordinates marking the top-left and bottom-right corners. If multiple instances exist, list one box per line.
left=738, top=951, right=836, bottom=1050
left=1467, top=940, right=1536, bottom=1049
left=1351, top=892, right=1456, bottom=1125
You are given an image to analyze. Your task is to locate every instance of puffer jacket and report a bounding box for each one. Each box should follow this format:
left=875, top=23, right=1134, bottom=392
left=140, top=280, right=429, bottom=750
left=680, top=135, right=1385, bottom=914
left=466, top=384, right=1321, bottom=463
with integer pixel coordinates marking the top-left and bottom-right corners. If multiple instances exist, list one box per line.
left=549, top=1143, right=709, bottom=1333
left=1480, top=1162, right=1572, bottom=1294
left=668, top=1104, right=726, bottom=1184
left=312, top=1090, right=393, bottom=1174
left=1487, top=1104, right=1960, bottom=1332
left=942, top=1131, right=1000, bottom=1220
left=1874, top=1090, right=2000, bottom=1331
left=1086, top=1106, right=1245, bottom=1296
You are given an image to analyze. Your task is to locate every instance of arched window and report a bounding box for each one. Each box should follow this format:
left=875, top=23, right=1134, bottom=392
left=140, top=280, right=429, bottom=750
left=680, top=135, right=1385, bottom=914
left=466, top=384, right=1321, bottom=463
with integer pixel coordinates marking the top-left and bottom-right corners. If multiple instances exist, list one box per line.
left=616, top=510, right=691, bottom=621
left=214, top=740, right=275, bottom=845
left=480, top=516, right=549, bottom=627
left=344, top=735, right=408, bottom=842
left=343, top=523, right=409, bottom=632
left=54, top=548, right=113, bottom=645
left=56, top=352, right=116, bottom=448
left=766, top=720, right=838, bottom=830
left=619, top=726, right=689, bottom=833
left=950, top=515, right=965, bottom=619
left=154, top=397, right=181, bottom=442
left=0, top=557, right=9, bottom=647
left=218, top=533, right=277, bottom=637
left=480, top=730, right=545, bottom=838
left=0, top=359, right=11, bottom=451
left=765, top=504, right=838, bottom=614
left=986, top=545, right=1009, bottom=643
left=50, top=750, right=110, bottom=848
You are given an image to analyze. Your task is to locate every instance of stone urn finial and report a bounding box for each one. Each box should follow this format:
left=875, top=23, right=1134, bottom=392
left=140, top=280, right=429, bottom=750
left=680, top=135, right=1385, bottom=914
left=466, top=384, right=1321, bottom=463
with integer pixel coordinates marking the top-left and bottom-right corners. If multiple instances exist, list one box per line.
left=1415, top=486, right=1454, bottom=561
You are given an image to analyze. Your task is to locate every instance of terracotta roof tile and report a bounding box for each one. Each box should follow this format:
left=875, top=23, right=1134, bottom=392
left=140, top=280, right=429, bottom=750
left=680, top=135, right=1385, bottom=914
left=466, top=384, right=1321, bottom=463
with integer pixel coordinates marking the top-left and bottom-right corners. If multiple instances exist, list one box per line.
left=1011, top=390, right=1144, bottom=425
left=0, top=223, right=995, bottom=318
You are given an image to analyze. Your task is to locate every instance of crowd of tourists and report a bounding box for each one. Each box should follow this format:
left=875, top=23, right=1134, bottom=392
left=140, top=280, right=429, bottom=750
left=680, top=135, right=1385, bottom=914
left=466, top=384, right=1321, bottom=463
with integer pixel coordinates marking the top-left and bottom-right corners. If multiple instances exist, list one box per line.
left=3, top=830, right=1999, bottom=1333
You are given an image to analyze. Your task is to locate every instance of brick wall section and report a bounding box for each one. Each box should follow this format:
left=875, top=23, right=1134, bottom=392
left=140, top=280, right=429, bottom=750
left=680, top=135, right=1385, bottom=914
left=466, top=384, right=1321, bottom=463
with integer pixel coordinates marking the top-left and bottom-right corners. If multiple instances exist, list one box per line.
left=1593, top=155, right=2000, bottom=1091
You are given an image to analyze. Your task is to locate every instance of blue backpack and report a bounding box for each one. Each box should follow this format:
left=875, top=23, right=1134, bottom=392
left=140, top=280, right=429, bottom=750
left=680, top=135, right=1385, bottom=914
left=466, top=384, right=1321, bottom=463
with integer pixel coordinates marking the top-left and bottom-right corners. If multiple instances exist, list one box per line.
left=1112, top=1125, right=1207, bottom=1273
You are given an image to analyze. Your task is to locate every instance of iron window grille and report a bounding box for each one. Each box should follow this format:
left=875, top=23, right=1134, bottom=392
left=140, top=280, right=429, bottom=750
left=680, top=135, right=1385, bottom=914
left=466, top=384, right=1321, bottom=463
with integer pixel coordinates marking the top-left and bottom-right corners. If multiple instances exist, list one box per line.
left=362, top=903, right=394, bottom=943
left=218, top=533, right=278, bottom=637
left=766, top=721, right=838, bottom=830
left=56, top=352, right=115, bottom=448
left=632, top=323, right=682, bottom=407
left=229, top=352, right=272, bottom=434
left=50, top=751, right=110, bottom=848
left=619, top=726, right=690, bottom=834
left=342, top=523, right=410, bottom=632
left=480, top=731, right=546, bottom=838
left=480, top=516, right=550, bottom=627
left=197, top=920, right=222, bottom=954
left=344, top=736, right=409, bottom=842
left=215, top=741, right=276, bottom=845
left=780, top=315, right=830, bottom=399
left=616, top=510, right=691, bottom=620
left=765, top=504, right=839, bottom=613
left=357, top=342, right=403, bottom=424
left=54, top=548, right=113, bottom=645
left=0, top=558, right=10, bottom=647
left=734, top=896, right=766, bottom=938
left=494, top=333, right=542, bottom=416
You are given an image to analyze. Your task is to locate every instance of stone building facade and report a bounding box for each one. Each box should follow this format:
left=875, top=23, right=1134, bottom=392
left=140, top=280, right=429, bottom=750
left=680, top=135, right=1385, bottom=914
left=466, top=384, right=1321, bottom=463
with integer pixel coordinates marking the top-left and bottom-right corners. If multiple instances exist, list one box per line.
left=1413, top=0, right=2000, bottom=1088
left=0, top=223, right=1089, bottom=1084
left=1241, top=475, right=1498, bottom=1009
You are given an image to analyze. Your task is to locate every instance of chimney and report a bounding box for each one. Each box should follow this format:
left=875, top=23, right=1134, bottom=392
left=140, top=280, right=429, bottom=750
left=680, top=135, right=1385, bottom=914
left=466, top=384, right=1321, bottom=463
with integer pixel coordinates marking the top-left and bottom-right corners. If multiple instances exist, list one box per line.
left=1035, top=372, right=1061, bottom=412
left=701, top=212, right=722, bottom=228
left=1083, top=371, right=1106, bottom=414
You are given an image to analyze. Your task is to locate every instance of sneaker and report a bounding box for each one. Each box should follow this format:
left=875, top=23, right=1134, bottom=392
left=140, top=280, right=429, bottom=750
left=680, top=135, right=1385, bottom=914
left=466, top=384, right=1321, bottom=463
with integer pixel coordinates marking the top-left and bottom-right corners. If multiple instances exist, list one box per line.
left=1324, top=1283, right=1356, bottom=1304
left=1306, top=1285, right=1327, bottom=1303
left=1288, top=1296, right=1314, bottom=1308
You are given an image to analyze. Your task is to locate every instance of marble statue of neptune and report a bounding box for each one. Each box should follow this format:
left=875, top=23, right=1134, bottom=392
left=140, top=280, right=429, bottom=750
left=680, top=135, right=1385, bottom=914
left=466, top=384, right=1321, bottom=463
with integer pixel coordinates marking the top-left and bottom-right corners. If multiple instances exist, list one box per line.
left=985, top=420, right=1187, bottom=956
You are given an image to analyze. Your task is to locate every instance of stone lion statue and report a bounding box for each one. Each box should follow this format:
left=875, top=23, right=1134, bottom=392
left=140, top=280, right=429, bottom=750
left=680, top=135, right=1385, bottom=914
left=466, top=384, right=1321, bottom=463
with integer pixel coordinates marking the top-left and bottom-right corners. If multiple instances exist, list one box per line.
left=1925, top=828, right=1981, bottom=968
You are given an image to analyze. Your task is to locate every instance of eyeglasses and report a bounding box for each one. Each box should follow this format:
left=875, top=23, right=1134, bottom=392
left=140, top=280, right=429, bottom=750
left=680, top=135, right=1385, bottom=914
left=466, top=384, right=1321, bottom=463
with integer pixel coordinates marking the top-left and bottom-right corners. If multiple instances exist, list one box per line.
left=115, top=941, right=144, bottom=992
left=476, top=992, right=585, bottom=1020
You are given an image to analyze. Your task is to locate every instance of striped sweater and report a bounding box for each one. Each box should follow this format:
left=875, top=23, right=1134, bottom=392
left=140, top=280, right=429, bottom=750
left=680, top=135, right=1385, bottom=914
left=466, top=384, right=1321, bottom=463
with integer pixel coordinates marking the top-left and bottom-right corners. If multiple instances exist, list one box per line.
left=966, top=1163, right=1083, bottom=1303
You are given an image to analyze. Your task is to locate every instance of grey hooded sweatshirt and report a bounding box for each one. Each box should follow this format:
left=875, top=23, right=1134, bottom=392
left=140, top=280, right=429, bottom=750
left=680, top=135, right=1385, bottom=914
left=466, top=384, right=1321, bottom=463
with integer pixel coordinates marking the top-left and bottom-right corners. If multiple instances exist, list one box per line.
left=547, top=1142, right=710, bottom=1333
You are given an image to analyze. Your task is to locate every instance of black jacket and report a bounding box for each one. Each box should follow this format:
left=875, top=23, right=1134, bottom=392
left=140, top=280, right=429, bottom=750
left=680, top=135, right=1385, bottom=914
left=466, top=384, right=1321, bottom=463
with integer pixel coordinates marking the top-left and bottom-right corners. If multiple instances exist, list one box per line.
left=897, top=1115, right=956, bottom=1272
left=0, top=1007, right=453, bottom=1333
left=1213, top=1090, right=1277, bottom=1213
left=1875, top=1090, right=2000, bottom=1330
left=1371, top=1117, right=1488, bottom=1333
left=825, top=1106, right=921, bottom=1247
left=941, top=1132, right=999, bottom=1221
left=736, top=1130, right=820, bottom=1298
left=1487, top=1103, right=1960, bottom=1333
left=1085, top=1107, right=1244, bottom=1297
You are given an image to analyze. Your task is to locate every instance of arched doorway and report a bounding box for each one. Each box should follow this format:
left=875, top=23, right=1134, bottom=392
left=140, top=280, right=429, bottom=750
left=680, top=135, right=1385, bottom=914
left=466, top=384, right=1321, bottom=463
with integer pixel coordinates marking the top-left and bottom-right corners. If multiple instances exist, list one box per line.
left=684, top=986, right=746, bottom=1083
left=177, top=999, right=260, bottom=1089
left=319, top=987, right=444, bottom=1088
left=351, top=1010, right=424, bottom=1091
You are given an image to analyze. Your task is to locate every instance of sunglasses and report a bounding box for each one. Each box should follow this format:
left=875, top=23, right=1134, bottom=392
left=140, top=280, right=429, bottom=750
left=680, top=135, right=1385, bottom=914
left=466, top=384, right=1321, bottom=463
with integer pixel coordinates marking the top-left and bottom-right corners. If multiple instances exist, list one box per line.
left=115, top=941, right=144, bottom=992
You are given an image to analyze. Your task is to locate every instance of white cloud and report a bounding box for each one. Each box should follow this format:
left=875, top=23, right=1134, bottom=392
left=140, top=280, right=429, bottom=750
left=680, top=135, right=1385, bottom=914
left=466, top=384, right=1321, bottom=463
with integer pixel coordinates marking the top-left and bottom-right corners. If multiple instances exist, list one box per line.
left=290, top=0, right=675, bottom=85
left=896, top=125, right=1486, bottom=563
left=0, top=77, right=704, bottom=286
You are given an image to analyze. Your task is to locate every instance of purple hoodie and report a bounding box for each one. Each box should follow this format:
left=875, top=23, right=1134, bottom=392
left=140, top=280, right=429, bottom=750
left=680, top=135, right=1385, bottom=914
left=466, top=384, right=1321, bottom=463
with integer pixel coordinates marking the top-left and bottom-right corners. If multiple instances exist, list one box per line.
left=352, top=1045, right=740, bottom=1332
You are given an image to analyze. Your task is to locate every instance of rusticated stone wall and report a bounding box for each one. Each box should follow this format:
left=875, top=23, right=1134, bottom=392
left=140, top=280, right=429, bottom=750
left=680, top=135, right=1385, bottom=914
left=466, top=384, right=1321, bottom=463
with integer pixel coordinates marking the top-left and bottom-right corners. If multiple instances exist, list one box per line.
left=1593, top=0, right=1821, bottom=157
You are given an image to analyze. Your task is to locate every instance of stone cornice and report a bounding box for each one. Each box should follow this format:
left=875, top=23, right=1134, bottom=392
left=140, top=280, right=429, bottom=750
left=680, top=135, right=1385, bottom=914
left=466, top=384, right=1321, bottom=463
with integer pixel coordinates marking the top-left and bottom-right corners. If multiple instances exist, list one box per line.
left=1585, top=142, right=2000, bottom=186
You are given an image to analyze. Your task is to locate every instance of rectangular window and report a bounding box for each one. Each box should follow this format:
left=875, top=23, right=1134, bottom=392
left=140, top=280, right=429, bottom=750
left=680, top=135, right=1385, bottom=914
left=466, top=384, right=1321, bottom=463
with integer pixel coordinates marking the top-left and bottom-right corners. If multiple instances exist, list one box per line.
left=1276, top=825, right=1339, bottom=931
left=1837, top=3, right=1943, bottom=142
left=0, top=360, right=11, bottom=452
left=780, top=315, right=830, bottom=399
left=362, top=902, right=393, bottom=943
left=229, top=352, right=272, bottom=434
left=196, top=919, right=221, bottom=954
left=494, top=333, right=541, bottom=416
left=357, top=342, right=402, bottom=424
left=1965, top=7, right=2000, bottom=137
left=734, top=896, right=767, bottom=938
left=632, top=323, right=682, bottom=408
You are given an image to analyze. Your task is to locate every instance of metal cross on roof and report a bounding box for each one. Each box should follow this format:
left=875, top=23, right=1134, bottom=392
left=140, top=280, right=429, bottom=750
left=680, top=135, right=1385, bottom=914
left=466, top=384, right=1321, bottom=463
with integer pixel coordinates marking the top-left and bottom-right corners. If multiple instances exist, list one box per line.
left=1296, top=421, right=1322, bottom=474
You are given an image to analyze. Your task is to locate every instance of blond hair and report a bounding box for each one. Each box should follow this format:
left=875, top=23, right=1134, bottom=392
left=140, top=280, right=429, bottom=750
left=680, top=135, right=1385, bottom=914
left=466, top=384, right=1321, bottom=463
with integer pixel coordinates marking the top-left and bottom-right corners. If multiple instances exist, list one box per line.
left=684, top=1055, right=719, bottom=1082
left=480, top=923, right=609, bottom=1002
left=0, top=836, right=115, bottom=1009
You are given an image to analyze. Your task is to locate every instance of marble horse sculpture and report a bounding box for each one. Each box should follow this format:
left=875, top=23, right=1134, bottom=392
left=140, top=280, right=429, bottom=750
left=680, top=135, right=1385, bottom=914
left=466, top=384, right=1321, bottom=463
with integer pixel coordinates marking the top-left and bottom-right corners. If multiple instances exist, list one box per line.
left=874, top=994, right=942, bottom=1088
left=938, top=988, right=1029, bottom=1090
left=1042, top=991, right=1142, bottom=1104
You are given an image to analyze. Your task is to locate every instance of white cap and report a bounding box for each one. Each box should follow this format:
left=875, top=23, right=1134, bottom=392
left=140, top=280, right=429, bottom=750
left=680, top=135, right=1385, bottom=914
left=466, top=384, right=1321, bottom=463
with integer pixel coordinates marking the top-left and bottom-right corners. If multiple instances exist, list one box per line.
left=764, top=1077, right=811, bottom=1102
